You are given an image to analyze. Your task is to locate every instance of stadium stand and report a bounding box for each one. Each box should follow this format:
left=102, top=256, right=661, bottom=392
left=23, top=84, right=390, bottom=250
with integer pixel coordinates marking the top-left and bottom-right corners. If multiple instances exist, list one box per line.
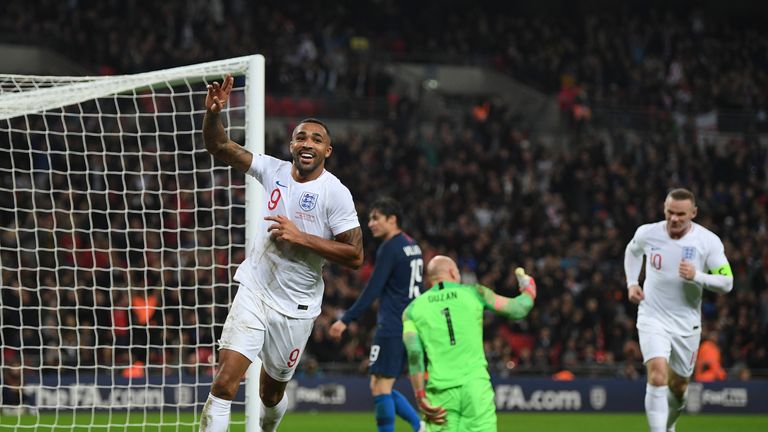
left=1, top=0, right=766, bottom=387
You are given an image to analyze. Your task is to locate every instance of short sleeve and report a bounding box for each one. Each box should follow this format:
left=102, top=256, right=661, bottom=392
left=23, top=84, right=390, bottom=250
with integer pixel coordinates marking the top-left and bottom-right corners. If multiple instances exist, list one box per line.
left=327, top=183, right=360, bottom=235
left=246, top=154, right=278, bottom=184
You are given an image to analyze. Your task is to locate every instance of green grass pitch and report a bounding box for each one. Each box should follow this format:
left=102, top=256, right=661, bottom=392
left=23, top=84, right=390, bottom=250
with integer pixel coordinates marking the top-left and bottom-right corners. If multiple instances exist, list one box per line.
left=1, top=411, right=766, bottom=431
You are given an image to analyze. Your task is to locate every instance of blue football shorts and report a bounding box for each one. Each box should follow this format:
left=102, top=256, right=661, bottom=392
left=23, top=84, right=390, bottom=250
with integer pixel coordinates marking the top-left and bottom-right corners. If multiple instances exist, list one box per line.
left=368, top=333, right=407, bottom=377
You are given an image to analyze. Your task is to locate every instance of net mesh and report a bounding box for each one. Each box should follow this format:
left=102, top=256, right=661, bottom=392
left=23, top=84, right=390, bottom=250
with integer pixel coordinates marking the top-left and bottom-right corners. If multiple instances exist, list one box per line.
left=0, top=57, right=257, bottom=430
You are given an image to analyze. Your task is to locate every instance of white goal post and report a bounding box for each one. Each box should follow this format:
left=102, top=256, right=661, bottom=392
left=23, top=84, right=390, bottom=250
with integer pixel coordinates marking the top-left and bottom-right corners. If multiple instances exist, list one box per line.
left=0, top=55, right=264, bottom=431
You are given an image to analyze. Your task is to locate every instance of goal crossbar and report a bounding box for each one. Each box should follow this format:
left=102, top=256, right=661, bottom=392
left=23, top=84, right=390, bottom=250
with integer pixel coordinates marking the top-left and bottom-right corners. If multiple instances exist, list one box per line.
left=0, top=55, right=255, bottom=121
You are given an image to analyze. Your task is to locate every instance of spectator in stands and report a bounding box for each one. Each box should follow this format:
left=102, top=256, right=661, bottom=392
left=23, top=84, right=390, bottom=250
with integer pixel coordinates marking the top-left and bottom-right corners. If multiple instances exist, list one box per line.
left=695, top=328, right=727, bottom=382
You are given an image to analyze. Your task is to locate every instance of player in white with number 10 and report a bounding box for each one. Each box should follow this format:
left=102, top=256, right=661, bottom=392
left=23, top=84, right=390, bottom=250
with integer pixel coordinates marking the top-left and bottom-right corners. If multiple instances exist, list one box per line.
left=199, top=75, right=364, bottom=432
left=624, top=188, right=732, bottom=432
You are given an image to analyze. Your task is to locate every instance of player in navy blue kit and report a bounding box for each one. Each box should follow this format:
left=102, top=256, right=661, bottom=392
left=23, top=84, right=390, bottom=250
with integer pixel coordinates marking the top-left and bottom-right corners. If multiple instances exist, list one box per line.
left=330, top=196, right=424, bottom=432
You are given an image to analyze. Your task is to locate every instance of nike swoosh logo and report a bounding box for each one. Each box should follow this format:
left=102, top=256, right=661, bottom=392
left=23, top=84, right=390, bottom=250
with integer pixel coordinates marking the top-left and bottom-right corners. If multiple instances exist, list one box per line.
left=276, top=180, right=287, bottom=188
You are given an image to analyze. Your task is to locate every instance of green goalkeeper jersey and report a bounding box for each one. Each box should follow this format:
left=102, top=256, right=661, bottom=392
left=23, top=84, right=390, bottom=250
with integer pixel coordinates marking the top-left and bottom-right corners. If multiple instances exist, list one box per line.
left=402, top=281, right=492, bottom=391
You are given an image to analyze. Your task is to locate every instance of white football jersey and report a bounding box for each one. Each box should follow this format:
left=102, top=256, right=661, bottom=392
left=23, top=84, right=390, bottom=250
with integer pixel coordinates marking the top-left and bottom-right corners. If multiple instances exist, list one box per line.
left=233, top=154, right=359, bottom=318
left=626, top=221, right=729, bottom=335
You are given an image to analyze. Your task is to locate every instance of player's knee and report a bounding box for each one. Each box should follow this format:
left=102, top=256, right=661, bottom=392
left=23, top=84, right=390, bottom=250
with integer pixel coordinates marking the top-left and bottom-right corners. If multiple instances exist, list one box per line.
left=259, top=388, right=284, bottom=407
left=210, top=372, right=240, bottom=400
left=649, top=375, right=667, bottom=386
left=369, top=377, right=382, bottom=395
left=645, top=358, right=669, bottom=386
left=668, top=375, right=689, bottom=397
left=647, top=367, right=668, bottom=386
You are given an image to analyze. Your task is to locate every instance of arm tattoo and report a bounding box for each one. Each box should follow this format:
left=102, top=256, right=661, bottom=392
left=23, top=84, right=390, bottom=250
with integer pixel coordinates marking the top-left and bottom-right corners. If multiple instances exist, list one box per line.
left=202, top=111, right=252, bottom=173
left=335, top=226, right=363, bottom=252
left=216, top=141, right=252, bottom=173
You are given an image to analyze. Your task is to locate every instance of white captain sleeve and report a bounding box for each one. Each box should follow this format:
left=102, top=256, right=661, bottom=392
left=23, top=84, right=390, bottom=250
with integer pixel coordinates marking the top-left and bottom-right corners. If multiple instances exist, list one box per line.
left=693, top=235, right=733, bottom=293
left=327, top=183, right=360, bottom=235
left=624, top=225, right=647, bottom=287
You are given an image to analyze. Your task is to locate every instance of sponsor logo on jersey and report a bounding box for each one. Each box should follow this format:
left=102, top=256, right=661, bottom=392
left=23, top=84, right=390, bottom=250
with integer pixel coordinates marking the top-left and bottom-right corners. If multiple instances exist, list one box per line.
left=294, top=212, right=317, bottom=222
left=276, top=180, right=287, bottom=188
left=300, top=192, right=318, bottom=211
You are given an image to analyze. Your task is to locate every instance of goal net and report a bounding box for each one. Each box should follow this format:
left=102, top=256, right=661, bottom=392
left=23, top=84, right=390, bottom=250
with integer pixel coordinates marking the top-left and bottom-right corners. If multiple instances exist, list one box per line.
left=0, top=55, right=264, bottom=431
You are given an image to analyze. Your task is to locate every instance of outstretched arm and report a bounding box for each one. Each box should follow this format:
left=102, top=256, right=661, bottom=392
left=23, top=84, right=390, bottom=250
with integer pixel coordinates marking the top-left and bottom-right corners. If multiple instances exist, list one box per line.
left=475, top=285, right=534, bottom=319
left=340, top=249, right=394, bottom=323
left=266, top=215, right=364, bottom=269
left=474, top=268, right=536, bottom=320
left=202, top=75, right=253, bottom=173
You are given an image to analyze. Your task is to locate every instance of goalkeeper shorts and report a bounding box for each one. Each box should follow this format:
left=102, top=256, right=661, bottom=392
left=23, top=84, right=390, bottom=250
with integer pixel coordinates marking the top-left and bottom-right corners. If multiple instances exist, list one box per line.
left=426, top=378, right=496, bottom=432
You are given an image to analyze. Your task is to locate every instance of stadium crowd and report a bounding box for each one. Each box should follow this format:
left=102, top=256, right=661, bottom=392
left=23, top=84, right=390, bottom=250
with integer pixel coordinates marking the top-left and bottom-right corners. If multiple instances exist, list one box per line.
left=1, top=1, right=767, bottom=119
left=1, top=1, right=767, bottom=401
left=306, top=101, right=768, bottom=380
left=2, top=96, right=766, bottom=386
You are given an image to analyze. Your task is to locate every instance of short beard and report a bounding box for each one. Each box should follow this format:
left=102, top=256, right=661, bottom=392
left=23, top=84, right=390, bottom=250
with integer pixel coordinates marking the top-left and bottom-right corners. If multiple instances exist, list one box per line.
left=292, top=154, right=317, bottom=176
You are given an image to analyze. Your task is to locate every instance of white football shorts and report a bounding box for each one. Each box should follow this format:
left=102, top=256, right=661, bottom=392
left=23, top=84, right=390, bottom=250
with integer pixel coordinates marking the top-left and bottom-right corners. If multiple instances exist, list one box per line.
left=218, top=285, right=314, bottom=382
left=638, top=323, right=700, bottom=378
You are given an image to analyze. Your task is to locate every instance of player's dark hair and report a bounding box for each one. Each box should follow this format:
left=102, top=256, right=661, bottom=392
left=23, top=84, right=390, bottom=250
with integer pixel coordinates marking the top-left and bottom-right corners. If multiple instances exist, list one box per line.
left=667, top=188, right=696, bottom=205
left=298, top=118, right=331, bottom=140
left=370, top=196, right=402, bottom=227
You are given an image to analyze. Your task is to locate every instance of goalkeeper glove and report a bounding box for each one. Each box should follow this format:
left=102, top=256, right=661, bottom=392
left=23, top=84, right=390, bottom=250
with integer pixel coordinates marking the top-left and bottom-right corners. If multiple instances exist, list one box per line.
left=515, top=267, right=537, bottom=300
left=414, top=389, right=447, bottom=424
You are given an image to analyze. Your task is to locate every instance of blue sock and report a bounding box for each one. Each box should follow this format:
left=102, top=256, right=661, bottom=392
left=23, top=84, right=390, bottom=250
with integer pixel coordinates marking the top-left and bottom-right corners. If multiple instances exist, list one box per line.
left=392, top=390, right=422, bottom=431
left=374, top=394, right=396, bottom=432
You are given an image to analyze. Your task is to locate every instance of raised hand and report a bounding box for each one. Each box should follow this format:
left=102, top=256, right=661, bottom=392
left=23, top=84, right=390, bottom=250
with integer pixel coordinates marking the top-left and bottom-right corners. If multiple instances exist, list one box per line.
left=515, top=267, right=537, bottom=300
left=205, top=74, right=234, bottom=113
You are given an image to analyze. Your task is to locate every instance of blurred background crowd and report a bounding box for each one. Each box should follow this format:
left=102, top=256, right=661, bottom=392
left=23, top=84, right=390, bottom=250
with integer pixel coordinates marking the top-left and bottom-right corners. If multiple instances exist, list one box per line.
left=1, top=0, right=767, bottom=402
left=2, top=0, right=767, bottom=120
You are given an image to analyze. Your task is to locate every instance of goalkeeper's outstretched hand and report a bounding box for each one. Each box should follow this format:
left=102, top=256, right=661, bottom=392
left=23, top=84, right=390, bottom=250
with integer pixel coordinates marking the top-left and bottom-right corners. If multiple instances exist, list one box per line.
left=415, top=390, right=447, bottom=424
left=515, top=267, right=537, bottom=300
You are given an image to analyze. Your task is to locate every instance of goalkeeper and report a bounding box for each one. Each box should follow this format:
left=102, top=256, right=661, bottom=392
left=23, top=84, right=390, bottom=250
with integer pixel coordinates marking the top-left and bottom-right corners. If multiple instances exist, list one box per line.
left=402, top=255, right=537, bottom=431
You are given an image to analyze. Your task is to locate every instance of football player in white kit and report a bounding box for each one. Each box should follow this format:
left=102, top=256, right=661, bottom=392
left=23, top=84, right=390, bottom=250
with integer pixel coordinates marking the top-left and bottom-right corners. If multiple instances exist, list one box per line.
left=198, top=75, right=364, bottom=432
left=624, top=188, right=732, bottom=432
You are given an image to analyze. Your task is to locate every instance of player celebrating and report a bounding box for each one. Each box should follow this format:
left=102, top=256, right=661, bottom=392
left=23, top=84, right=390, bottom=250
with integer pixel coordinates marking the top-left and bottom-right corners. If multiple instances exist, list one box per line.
left=329, top=196, right=424, bottom=432
left=402, top=256, right=537, bottom=431
left=624, top=188, right=732, bottom=432
left=199, top=75, right=363, bottom=432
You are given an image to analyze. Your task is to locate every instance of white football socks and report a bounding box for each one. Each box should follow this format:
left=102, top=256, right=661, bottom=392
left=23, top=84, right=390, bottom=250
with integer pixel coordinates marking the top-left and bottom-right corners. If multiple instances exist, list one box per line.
left=260, top=393, right=288, bottom=432
left=200, top=393, right=232, bottom=432
left=666, top=388, right=687, bottom=432
left=645, top=384, right=669, bottom=432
